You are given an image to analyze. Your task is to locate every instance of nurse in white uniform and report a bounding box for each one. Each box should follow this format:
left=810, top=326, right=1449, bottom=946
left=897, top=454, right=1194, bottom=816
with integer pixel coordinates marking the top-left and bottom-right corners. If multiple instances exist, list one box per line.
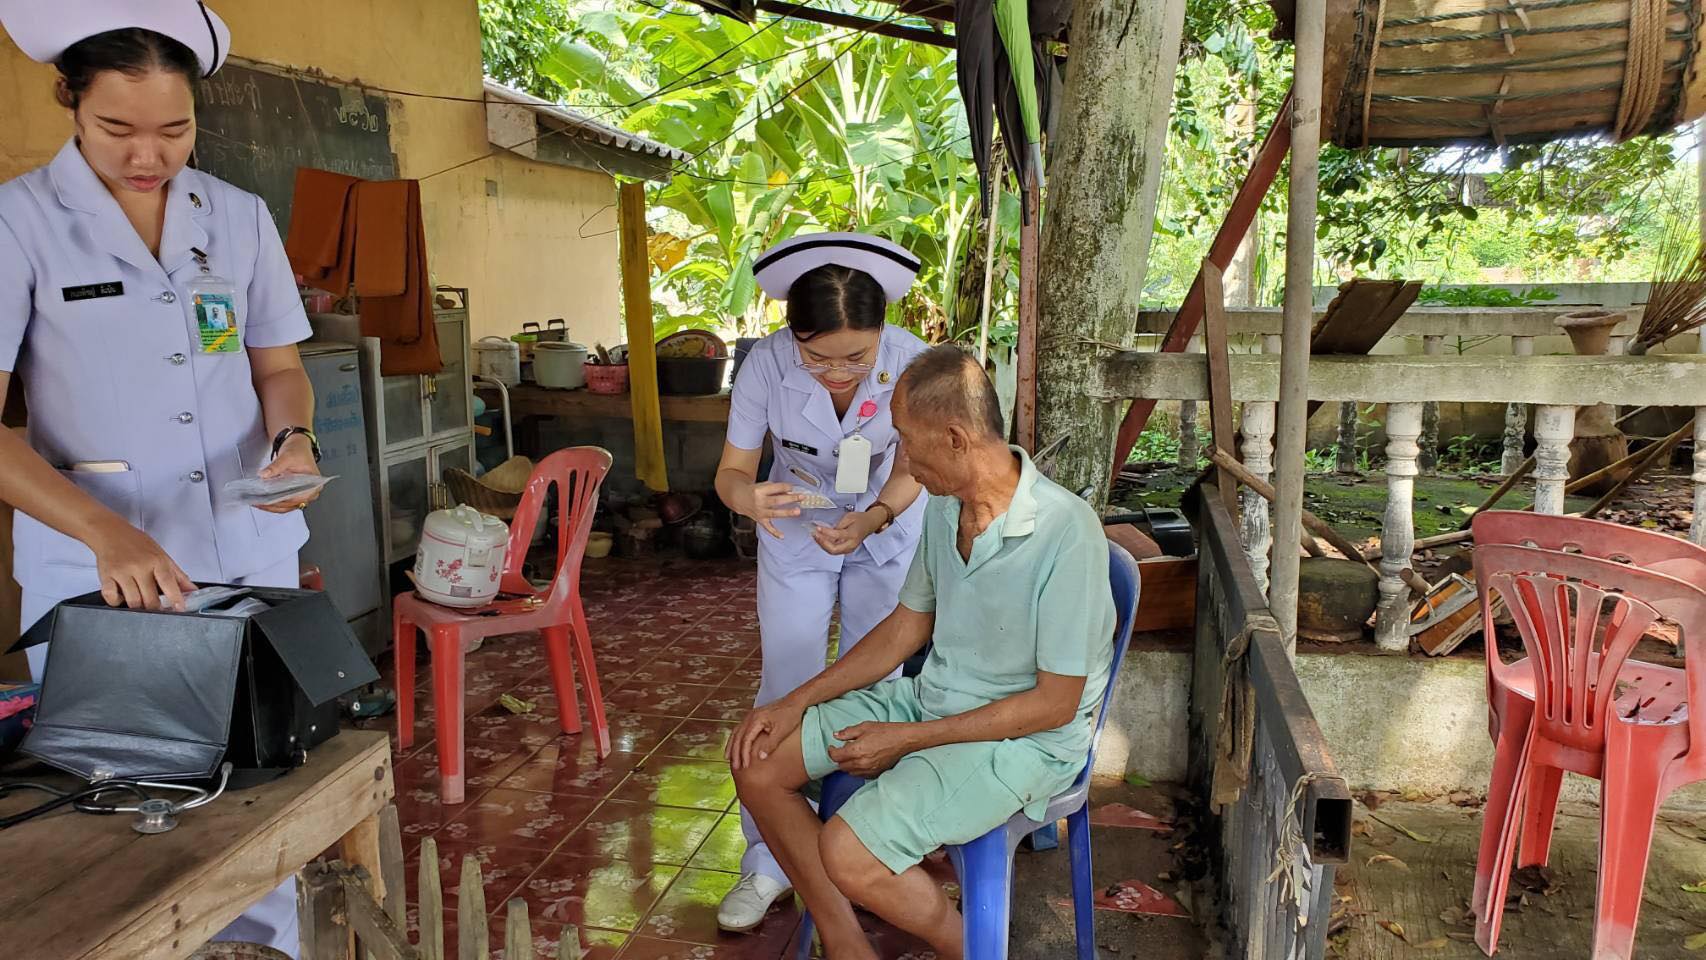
left=714, top=233, right=929, bottom=930
left=0, top=3, right=322, bottom=954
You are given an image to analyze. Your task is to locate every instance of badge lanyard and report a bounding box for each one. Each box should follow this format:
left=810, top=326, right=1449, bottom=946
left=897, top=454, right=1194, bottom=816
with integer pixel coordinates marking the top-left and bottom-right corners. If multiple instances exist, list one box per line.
left=835, top=398, right=879, bottom=494
left=187, top=246, right=241, bottom=354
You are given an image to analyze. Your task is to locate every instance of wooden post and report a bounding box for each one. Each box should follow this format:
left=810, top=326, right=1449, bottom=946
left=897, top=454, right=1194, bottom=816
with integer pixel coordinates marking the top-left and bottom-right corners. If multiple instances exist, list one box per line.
left=1501, top=336, right=1534, bottom=475
left=1419, top=335, right=1444, bottom=474
left=1269, top=0, right=1326, bottom=649
left=458, top=855, right=488, bottom=960
left=297, top=862, right=351, bottom=960
left=1203, top=263, right=1238, bottom=520
left=1532, top=405, right=1577, bottom=515
left=1375, top=403, right=1424, bottom=652
left=1335, top=401, right=1358, bottom=474
left=1178, top=338, right=1200, bottom=469
left=504, top=899, right=533, bottom=960
left=618, top=181, right=668, bottom=493
left=1241, top=398, right=1277, bottom=592
left=1035, top=0, right=1186, bottom=502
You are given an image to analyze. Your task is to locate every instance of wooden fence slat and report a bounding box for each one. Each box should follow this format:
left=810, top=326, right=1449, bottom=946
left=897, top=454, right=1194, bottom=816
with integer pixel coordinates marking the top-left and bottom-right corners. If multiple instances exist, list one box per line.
left=504, top=899, right=533, bottom=960
left=418, top=839, right=444, bottom=960
left=558, top=925, right=583, bottom=960
left=459, top=856, right=489, bottom=960
left=340, top=872, right=417, bottom=960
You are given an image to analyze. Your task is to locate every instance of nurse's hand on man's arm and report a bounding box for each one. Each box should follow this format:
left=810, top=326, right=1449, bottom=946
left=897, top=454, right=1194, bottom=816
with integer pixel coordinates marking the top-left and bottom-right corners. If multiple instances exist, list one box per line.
left=728, top=694, right=806, bottom=771
left=254, top=434, right=323, bottom=515
left=733, top=481, right=804, bottom=539
left=86, top=515, right=195, bottom=611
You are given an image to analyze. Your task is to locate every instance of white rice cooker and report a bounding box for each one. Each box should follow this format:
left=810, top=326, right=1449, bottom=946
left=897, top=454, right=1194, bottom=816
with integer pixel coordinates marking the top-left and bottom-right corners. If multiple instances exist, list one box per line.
left=534, top=340, right=590, bottom=390
left=414, top=505, right=511, bottom=608
left=472, top=336, right=521, bottom=386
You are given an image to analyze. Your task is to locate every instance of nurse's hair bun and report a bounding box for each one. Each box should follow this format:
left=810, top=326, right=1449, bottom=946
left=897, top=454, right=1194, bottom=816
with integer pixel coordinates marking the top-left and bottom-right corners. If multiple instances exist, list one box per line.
left=55, top=28, right=200, bottom=109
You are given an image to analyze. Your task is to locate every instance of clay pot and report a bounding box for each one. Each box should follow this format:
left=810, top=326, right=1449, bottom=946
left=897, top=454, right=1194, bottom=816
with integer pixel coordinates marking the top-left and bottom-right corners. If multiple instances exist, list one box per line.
left=1555, top=310, right=1631, bottom=496
left=1296, top=558, right=1379, bottom=643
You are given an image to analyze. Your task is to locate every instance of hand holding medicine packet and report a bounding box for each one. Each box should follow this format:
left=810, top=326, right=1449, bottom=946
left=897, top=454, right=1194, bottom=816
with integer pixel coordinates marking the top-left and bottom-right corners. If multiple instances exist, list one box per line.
left=223, top=473, right=336, bottom=507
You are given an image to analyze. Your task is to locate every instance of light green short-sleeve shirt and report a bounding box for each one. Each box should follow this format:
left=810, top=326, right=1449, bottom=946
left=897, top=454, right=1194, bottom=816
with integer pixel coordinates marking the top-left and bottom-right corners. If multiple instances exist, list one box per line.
left=898, top=447, right=1116, bottom=767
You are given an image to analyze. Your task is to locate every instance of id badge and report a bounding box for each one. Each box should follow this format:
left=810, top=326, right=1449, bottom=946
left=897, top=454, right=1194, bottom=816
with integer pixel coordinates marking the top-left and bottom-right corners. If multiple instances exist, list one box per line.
left=835, top=434, right=872, bottom=494
left=190, top=275, right=241, bottom=354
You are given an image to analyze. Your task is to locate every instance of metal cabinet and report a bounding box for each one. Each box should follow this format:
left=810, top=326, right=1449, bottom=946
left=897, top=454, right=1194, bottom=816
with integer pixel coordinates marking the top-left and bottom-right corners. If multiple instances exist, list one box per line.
left=309, top=289, right=477, bottom=568
left=298, top=342, right=385, bottom=657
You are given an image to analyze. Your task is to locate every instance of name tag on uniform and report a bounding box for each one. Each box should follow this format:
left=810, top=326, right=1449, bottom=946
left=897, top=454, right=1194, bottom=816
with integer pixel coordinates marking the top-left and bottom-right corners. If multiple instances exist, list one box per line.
left=62, top=282, right=124, bottom=301
left=780, top=439, right=819, bottom=456
left=191, top=278, right=241, bottom=354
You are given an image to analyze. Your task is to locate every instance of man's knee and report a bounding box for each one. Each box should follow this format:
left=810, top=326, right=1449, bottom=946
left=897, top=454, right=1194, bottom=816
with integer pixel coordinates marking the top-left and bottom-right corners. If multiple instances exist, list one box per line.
left=820, top=817, right=888, bottom=903
left=731, top=748, right=807, bottom=804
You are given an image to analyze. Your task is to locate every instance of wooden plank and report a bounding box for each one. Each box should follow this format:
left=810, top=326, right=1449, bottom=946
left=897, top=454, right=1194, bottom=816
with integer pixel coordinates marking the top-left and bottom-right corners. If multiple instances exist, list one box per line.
left=418, top=838, right=444, bottom=960
left=340, top=871, right=416, bottom=960
left=504, top=899, right=533, bottom=960
left=1096, top=353, right=1706, bottom=407
left=618, top=181, right=669, bottom=492
left=558, top=926, right=583, bottom=960
left=458, top=856, right=488, bottom=960
left=378, top=807, right=408, bottom=936
left=1308, top=280, right=1414, bottom=354
left=1108, top=92, right=1294, bottom=486
left=1130, top=557, right=1198, bottom=634
left=298, top=862, right=351, bottom=960
left=507, top=385, right=732, bottom=424
left=0, top=731, right=393, bottom=960
left=1202, top=260, right=1239, bottom=521
left=340, top=810, right=387, bottom=959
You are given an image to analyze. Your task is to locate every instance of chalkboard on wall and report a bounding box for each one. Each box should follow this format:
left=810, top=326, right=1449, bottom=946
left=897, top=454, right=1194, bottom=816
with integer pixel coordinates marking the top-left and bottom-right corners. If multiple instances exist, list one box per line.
left=192, top=61, right=399, bottom=232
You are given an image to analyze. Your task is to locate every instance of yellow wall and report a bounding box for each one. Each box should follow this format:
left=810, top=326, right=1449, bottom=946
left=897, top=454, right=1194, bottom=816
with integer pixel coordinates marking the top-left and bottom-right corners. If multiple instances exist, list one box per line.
left=0, top=0, right=627, bottom=347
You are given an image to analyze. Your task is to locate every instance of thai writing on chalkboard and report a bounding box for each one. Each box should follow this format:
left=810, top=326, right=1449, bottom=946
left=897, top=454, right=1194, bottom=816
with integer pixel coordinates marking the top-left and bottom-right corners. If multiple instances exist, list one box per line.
left=193, top=62, right=400, bottom=232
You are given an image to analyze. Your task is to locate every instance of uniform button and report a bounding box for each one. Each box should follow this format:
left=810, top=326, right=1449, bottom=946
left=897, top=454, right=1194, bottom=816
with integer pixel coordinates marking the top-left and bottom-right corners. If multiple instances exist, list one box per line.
left=187, top=470, right=205, bottom=483
left=167, top=353, right=187, bottom=366
left=175, top=411, right=195, bottom=424
left=157, top=291, right=177, bottom=304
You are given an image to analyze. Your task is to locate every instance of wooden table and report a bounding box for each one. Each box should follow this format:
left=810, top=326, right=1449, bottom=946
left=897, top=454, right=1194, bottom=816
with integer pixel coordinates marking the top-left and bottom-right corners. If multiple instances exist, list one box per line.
left=506, top=383, right=731, bottom=423
left=0, top=730, right=394, bottom=960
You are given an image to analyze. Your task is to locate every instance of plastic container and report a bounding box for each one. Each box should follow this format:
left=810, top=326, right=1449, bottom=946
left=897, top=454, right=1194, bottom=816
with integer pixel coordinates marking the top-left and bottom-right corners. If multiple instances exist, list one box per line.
left=585, top=531, right=613, bottom=559
left=534, top=341, right=590, bottom=389
left=473, top=336, right=521, bottom=386
left=657, top=357, right=729, bottom=396
left=585, top=362, right=629, bottom=395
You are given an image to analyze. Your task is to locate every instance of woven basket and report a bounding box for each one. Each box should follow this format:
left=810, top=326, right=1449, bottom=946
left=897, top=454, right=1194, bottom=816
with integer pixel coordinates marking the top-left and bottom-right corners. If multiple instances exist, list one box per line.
left=442, top=455, right=534, bottom=520
left=1317, top=0, right=1706, bottom=147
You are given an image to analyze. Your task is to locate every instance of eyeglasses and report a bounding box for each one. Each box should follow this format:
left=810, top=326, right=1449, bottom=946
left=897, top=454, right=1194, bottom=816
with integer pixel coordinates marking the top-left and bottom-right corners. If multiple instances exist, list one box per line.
left=799, top=360, right=875, bottom=376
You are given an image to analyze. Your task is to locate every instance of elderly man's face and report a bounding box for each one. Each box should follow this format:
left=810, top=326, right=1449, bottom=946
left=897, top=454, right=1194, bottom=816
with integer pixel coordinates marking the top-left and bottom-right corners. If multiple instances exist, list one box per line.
left=894, top=384, right=961, bottom=496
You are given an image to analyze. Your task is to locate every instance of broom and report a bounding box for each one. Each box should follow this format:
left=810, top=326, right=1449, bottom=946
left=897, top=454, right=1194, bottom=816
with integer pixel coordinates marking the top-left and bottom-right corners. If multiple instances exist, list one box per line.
left=1629, top=217, right=1706, bottom=355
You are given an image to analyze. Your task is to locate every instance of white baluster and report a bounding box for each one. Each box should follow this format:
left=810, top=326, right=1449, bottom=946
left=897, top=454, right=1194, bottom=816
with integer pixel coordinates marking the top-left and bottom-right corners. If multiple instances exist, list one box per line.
left=1241, top=399, right=1277, bottom=593
left=1420, top=335, right=1444, bottom=475
left=1532, top=405, right=1577, bottom=516
left=1375, top=402, right=1424, bottom=652
left=1501, top=337, right=1534, bottom=476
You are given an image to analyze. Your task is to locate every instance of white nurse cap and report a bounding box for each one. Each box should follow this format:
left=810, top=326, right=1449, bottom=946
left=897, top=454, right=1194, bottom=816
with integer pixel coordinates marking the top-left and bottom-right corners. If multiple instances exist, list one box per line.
left=0, top=0, right=232, bottom=77
left=754, top=232, right=921, bottom=304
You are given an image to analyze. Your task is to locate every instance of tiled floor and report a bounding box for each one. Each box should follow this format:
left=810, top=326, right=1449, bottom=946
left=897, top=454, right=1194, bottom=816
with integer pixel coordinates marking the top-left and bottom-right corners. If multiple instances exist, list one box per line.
left=378, top=556, right=1201, bottom=960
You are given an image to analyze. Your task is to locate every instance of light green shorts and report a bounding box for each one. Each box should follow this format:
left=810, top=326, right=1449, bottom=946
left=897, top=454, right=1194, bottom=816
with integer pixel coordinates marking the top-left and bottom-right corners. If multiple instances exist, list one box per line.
left=801, top=677, right=1077, bottom=874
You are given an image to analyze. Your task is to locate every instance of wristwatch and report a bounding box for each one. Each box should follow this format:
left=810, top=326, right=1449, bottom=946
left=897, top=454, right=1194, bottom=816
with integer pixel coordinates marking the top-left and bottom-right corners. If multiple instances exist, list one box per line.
left=871, top=500, right=897, bottom=532
left=271, top=426, right=322, bottom=463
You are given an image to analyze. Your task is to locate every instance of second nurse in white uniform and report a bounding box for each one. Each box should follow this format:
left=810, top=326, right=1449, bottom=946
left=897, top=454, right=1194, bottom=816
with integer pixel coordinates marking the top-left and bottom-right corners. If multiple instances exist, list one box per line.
left=0, top=3, right=323, bottom=954
left=714, top=233, right=929, bottom=930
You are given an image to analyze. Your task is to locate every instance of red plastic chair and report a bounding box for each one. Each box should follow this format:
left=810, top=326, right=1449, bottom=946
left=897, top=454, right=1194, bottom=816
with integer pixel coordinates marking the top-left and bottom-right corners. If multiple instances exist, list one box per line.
left=1469, top=511, right=1706, bottom=926
left=393, top=447, right=614, bottom=803
left=1469, top=541, right=1706, bottom=958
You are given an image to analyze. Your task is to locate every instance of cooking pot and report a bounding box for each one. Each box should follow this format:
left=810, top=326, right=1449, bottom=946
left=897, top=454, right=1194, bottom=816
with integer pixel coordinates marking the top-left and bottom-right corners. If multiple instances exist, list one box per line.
left=473, top=336, right=521, bottom=386
left=534, top=341, right=590, bottom=389
left=413, top=505, right=510, bottom=608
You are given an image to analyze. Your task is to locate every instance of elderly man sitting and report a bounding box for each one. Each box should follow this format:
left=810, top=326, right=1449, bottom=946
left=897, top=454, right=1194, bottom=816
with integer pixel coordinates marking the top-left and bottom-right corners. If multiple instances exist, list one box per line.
left=727, top=345, right=1116, bottom=960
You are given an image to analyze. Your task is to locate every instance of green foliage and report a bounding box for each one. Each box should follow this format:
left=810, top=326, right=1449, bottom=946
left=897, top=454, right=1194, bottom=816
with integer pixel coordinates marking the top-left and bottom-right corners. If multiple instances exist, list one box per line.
left=1415, top=286, right=1558, bottom=307
left=479, top=0, right=1698, bottom=335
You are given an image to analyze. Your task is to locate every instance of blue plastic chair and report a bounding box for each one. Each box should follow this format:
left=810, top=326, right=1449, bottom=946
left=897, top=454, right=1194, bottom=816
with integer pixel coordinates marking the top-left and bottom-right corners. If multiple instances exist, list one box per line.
left=797, top=541, right=1142, bottom=960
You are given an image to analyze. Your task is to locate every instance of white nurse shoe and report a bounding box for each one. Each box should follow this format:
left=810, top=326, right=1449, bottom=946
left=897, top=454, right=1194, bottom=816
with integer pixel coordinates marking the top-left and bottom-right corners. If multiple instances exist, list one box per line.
left=717, top=873, right=793, bottom=932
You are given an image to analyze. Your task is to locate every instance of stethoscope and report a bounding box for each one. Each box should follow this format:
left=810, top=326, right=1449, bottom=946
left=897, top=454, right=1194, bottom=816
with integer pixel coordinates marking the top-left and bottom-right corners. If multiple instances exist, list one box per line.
left=0, top=762, right=233, bottom=834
